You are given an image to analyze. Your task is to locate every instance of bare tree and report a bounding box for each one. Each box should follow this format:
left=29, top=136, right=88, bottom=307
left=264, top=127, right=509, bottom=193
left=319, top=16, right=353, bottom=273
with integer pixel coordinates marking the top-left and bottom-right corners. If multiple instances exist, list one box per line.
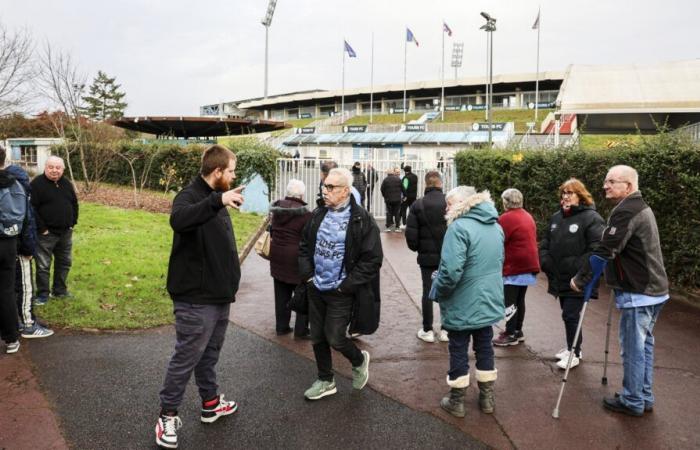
left=111, top=144, right=163, bottom=208
left=0, top=23, right=34, bottom=114
left=36, top=42, right=91, bottom=190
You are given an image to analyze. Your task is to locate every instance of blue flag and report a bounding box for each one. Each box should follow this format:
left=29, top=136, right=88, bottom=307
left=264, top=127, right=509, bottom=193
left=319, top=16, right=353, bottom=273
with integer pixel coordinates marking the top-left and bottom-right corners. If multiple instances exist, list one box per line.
left=344, top=40, right=357, bottom=58
left=406, top=28, right=419, bottom=47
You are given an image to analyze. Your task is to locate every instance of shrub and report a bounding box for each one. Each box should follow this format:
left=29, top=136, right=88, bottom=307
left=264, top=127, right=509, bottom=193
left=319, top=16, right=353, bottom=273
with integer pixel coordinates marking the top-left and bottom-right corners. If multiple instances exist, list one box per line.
left=455, top=132, right=700, bottom=289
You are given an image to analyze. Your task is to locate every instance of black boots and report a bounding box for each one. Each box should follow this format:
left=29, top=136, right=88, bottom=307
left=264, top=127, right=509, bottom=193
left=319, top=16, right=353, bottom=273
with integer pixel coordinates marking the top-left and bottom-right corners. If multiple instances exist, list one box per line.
left=440, top=387, right=467, bottom=418
left=476, top=369, right=497, bottom=414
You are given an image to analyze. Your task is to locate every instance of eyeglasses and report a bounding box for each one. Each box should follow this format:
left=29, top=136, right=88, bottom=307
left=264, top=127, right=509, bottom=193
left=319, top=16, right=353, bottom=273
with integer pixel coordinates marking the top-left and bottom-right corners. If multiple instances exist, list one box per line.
left=322, top=183, right=346, bottom=191
left=560, top=191, right=576, bottom=198
left=604, top=179, right=628, bottom=186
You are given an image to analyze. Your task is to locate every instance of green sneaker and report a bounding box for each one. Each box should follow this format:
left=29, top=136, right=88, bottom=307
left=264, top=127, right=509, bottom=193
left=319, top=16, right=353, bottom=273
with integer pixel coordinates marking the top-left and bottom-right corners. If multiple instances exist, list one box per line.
left=304, top=379, right=337, bottom=400
left=352, top=350, right=370, bottom=390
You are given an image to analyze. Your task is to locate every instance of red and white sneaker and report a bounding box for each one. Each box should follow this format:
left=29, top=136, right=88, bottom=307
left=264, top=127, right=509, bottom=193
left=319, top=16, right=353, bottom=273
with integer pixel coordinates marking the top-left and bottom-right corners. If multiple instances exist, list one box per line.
left=155, top=414, right=182, bottom=449
left=200, top=394, right=238, bottom=423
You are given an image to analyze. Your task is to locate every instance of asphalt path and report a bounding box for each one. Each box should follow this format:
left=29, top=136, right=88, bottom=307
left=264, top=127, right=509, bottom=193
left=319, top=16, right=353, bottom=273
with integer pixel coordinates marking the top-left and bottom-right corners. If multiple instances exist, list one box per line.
left=27, top=326, right=486, bottom=450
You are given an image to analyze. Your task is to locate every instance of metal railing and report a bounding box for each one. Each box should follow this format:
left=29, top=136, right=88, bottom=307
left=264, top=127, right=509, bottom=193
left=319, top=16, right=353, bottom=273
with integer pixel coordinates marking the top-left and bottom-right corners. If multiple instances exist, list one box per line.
left=677, top=122, right=700, bottom=142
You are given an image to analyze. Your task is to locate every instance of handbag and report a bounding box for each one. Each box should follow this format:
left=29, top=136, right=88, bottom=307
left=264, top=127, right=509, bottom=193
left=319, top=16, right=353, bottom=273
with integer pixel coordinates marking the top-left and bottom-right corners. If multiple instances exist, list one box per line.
left=254, top=229, right=271, bottom=260
left=288, top=282, right=309, bottom=315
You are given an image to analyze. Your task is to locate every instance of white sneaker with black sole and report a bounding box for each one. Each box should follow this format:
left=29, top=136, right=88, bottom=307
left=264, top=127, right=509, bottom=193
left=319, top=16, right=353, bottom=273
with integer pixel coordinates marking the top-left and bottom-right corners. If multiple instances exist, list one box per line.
left=155, top=414, right=182, bottom=449
left=200, top=394, right=238, bottom=423
left=556, top=353, right=582, bottom=370
left=6, top=341, right=20, bottom=354
left=417, top=329, right=436, bottom=343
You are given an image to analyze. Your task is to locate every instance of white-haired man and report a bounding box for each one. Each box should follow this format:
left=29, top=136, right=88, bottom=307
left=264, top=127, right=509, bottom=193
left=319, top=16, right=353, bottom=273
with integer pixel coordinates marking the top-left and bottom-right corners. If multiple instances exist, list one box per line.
left=30, top=156, right=79, bottom=305
left=572, top=165, right=669, bottom=417
left=298, top=167, right=382, bottom=400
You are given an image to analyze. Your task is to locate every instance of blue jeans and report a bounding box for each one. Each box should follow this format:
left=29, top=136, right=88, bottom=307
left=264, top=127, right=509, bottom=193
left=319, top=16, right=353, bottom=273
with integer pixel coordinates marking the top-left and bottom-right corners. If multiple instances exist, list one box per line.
left=447, top=326, right=495, bottom=380
left=618, top=302, right=665, bottom=413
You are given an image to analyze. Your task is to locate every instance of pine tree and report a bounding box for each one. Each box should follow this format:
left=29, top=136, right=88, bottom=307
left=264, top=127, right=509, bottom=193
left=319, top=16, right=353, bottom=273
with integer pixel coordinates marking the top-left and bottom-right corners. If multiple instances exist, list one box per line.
left=81, top=70, right=128, bottom=121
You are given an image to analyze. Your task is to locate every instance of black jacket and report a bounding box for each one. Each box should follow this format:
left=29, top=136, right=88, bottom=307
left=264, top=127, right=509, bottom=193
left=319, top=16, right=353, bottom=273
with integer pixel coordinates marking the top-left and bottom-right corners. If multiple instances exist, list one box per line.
left=380, top=175, right=402, bottom=204
left=539, top=205, right=605, bottom=298
left=405, top=187, right=447, bottom=268
left=167, top=176, right=240, bottom=304
left=401, top=172, right=419, bottom=199
left=30, top=174, right=78, bottom=234
left=0, top=169, right=31, bottom=251
left=269, top=197, right=311, bottom=284
left=299, top=195, right=383, bottom=334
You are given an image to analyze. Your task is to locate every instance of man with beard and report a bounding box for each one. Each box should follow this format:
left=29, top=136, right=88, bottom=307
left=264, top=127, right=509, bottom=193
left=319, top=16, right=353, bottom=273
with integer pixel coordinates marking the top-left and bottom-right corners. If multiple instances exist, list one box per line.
left=155, top=145, right=245, bottom=449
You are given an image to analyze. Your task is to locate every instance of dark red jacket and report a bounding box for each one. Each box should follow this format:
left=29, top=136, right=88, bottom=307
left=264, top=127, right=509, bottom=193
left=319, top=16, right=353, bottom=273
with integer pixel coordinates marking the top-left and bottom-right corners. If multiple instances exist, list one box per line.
left=498, top=208, right=540, bottom=276
left=269, top=197, right=312, bottom=284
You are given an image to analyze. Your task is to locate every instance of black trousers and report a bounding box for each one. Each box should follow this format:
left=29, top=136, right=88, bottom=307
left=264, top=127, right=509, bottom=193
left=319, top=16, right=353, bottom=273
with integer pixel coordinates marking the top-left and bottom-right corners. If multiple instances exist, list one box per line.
left=308, top=285, right=363, bottom=382
left=559, top=296, right=584, bottom=356
left=400, top=197, right=416, bottom=226
left=420, top=267, right=437, bottom=332
left=15, top=255, right=35, bottom=327
left=504, top=284, right=528, bottom=335
left=385, top=202, right=401, bottom=228
left=273, top=278, right=308, bottom=335
left=0, top=238, right=20, bottom=343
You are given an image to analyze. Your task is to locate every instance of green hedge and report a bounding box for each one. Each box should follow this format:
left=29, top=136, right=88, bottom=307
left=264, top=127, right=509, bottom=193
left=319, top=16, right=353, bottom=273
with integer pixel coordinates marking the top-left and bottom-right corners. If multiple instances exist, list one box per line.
left=53, top=138, right=282, bottom=194
left=455, top=133, right=700, bottom=289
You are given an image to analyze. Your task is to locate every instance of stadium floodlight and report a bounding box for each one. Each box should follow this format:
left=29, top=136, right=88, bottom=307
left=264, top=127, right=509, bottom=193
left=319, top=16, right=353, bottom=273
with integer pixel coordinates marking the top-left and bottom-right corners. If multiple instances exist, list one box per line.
left=451, top=42, right=464, bottom=79
left=480, top=12, right=496, bottom=148
left=262, top=0, right=278, bottom=100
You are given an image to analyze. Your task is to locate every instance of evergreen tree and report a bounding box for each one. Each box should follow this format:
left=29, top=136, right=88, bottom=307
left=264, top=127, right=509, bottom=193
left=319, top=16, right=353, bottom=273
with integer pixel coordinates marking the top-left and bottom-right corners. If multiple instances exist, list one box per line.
left=81, top=70, right=127, bottom=121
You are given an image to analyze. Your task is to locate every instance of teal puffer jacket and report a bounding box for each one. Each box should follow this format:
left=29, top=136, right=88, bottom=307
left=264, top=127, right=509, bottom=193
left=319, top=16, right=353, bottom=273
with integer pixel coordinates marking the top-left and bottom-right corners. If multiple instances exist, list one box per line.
left=433, top=199, right=505, bottom=331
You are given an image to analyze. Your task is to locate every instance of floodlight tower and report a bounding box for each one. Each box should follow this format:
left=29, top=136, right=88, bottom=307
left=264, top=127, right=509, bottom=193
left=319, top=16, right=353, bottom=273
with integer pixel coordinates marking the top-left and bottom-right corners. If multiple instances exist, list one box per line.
left=479, top=12, right=496, bottom=148
left=451, top=42, right=464, bottom=80
left=262, top=0, right=278, bottom=100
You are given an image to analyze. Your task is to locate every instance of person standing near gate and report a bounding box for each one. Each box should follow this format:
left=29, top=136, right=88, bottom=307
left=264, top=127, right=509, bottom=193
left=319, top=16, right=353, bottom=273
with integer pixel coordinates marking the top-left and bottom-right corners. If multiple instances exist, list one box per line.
left=351, top=162, right=367, bottom=207
left=155, top=145, right=244, bottom=449
left=400, top=165, right=418, bottom=228
left=30, top=156, right=78, bottom=305
left=381, top=168, right=402, bottom=232
left=572, top=165, right=669, bottom=417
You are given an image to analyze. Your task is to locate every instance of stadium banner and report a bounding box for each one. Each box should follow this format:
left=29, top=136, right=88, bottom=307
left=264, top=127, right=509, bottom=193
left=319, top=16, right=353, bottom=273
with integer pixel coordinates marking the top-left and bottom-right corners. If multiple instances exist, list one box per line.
left=299, top=113, right=312, bottom=118
left=297, top=127, right=315, bottom=134
left=466, top=104, right=487, bottom=111
left=345, top=125, right=368, bottom=133
left=473, top=122, right=507, bottom=131
left=445, top=105, right=462, bottom=111
left=405, top=124, right=426, bottom=132
left=391, top=107, right=407, bottom=114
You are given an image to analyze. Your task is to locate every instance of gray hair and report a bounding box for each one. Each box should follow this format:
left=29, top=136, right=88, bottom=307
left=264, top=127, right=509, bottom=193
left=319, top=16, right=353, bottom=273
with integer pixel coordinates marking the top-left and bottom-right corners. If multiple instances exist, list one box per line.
left=501, top=188, right=523, bottom=209
left=286, top=179, right=306, bottom=199
left=46, top=155, right=65, bottom=167
left=328, top=167, right=353, bottom=188
left=445, top=186, right=493, bottom=225
left=608, top=165, right=639, bottom=191
left=446, top=185, right=477, bottom=205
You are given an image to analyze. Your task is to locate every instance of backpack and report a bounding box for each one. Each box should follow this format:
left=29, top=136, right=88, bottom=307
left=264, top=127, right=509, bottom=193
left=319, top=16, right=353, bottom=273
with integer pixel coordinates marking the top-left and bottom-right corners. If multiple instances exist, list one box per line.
left=0, top=180, right=27, bottom=237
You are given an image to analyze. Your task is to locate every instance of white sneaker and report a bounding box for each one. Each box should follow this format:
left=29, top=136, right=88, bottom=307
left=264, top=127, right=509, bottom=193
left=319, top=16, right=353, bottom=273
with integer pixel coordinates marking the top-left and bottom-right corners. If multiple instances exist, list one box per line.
left=200, top=394, right=238, bottom=423
left=6, top=341, right=20, bottom=354
left=554, top=348, right=570, bottom=360
left=438, top=329, right=449, bottom=342
left=417, top=329, right=435, bottom=343
left=155, top=414, right=182, bottom=449
left=556, top=354, right=581, bottom=370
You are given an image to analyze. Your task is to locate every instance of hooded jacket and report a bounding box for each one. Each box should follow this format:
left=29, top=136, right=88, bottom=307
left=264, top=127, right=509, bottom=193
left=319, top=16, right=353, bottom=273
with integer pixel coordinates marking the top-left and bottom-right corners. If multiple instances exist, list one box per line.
left=540, top=204, right=605, bottom=298
left=380, top=174, right=402, bottom=204
left=0, top=169, right=31, bottom=252
left=405, top=187, right=447, bottom=268
left=432, top=192, right=505, bottom=331
left=269, top=197, right=312, bottom=284
left=4, top=165, right=36, bottom=256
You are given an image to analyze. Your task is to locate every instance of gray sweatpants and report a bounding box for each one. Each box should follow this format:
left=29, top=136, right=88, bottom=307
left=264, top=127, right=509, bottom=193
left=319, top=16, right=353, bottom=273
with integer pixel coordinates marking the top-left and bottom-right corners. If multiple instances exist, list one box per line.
left=159, top=302, right=231, bottom=411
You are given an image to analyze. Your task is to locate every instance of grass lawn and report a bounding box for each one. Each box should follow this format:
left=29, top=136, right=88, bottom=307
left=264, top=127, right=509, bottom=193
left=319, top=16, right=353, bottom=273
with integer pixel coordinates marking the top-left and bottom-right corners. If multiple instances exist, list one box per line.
left=37, top=202, right=264, bottom=330
left=578, top=133, right=643, bottom=150
left=284, top=118, right=316, bottom=128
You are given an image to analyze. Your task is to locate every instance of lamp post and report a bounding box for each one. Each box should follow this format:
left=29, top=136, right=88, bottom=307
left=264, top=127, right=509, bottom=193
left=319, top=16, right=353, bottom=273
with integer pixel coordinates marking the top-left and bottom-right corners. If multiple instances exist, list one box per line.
left=480, top=12, right=496, bottom=148
left=261, top=0, right=278, bottom=101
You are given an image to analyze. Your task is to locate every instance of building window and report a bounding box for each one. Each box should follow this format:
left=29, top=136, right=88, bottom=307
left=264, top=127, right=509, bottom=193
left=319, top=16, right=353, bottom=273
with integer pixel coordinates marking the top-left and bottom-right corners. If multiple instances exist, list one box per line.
left=12, top=145, right=38, bottom=166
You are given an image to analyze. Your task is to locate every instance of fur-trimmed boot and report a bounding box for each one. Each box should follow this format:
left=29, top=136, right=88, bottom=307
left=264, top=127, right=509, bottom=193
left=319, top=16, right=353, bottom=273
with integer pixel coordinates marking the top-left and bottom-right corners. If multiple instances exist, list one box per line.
left=440, top=374, right=469, bottom=418
left=476, top=369, right=497, bottom=414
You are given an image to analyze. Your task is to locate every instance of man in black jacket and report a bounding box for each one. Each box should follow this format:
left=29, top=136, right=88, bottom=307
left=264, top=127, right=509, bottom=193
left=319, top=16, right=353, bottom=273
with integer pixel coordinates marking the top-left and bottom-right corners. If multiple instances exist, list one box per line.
left=400, top=164, right=419, bottom=228
left=156, top=145, right=244, bottom=449
left=30, top=156, right=78, bottom=304
left=299, top=168, right=382, bottom=401
left=380, top=167, right=402, bottom=232
left=405, top=171, right=447, bottom=343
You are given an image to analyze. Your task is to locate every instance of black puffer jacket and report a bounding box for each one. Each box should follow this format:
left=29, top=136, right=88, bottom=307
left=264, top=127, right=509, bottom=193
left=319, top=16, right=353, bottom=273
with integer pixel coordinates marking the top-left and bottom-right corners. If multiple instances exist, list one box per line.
left=401, top=171, right=418, bottom=199
left=380, top=174, right=402, bottom=203
left=539, top=205, right=605, bottom=298
left=405, top=187, right=447, bottom=267
left=299, top=195, right=383, bottom=334
left=269, top=197, right=311, bottom=284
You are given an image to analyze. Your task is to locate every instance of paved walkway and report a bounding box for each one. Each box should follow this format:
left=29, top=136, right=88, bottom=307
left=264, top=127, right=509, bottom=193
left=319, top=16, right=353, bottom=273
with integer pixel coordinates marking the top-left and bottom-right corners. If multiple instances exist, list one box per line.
left=1, top=231, right=699, bottom=449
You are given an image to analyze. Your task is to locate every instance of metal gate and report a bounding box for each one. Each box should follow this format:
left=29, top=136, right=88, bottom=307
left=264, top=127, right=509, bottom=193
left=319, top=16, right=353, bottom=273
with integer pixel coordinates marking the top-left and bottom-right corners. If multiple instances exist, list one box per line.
left=274, top=158, right=456, bottom=217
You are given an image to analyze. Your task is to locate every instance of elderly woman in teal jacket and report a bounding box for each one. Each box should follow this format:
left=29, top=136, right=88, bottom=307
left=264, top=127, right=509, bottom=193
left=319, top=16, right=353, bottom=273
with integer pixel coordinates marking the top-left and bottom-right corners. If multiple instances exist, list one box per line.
left=430, top=186, right=505, bottom=418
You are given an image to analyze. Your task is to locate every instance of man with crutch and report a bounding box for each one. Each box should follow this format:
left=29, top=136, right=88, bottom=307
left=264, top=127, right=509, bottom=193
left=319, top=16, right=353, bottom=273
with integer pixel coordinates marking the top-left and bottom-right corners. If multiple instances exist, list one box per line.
left=571, top=165, right=669, bottom=417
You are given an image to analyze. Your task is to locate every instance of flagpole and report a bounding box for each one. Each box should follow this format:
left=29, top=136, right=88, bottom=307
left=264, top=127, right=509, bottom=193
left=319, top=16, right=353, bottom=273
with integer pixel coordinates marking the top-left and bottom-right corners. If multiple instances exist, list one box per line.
left=441, top=20, right=445, bottom=122
left=370, top=32, right=375, bottom=124
left=534, top=8, right=541, bottom=123
left=342, top=39, right=346, bottom=121
left=403, top=29, right=407, bottom=123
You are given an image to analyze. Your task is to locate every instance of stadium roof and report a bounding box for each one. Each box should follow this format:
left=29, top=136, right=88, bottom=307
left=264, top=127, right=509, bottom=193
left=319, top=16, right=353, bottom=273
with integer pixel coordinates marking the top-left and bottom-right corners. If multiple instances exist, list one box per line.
left=558, top=59, right=700, bottom=114
left=282, top=131, right=512, bottom=146
left=111, top=116, right=287, bottom=137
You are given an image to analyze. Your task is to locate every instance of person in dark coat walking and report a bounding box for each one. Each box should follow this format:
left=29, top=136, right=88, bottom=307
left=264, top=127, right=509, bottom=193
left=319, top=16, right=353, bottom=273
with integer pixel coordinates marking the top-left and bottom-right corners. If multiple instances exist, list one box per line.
left=156, top=145, right=244, bottom=449
left=298, top=168, right=382, bottom=401
left=400, top=164, right=419, bottom=227
left=269, top=179, right=312, bottom=337
left=365, top=164, right=378, bottom=212
left=540, top=178, right=604, bottom=370
left=380, top=167, right=402, bottom=232
left=405, top=170, right=448, bottom=343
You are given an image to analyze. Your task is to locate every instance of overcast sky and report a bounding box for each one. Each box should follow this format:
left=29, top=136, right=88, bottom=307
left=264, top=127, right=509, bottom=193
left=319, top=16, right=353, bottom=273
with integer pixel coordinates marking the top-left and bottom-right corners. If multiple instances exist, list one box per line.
left=2, top=0, right=697, bottom=116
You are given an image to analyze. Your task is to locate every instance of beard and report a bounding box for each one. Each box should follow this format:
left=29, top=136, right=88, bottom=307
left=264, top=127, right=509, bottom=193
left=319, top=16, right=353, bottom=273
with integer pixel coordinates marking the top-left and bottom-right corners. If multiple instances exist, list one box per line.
left=213, top=176, right=231, bottom=192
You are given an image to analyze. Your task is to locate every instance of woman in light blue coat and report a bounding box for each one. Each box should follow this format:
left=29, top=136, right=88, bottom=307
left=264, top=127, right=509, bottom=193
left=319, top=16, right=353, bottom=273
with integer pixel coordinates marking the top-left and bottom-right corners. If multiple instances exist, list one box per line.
left=430, top=186, right=505, bottom=417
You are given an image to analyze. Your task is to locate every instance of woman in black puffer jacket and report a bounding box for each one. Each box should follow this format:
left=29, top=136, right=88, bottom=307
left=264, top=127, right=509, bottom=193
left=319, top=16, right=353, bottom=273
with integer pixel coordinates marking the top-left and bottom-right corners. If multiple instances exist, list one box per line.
left=539, top=178, right=604, bottom=370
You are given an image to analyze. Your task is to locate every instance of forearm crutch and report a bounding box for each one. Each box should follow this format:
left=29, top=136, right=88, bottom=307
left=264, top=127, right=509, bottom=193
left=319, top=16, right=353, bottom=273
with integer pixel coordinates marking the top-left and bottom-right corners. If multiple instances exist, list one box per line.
left=601, top=288, right=615, bottom=385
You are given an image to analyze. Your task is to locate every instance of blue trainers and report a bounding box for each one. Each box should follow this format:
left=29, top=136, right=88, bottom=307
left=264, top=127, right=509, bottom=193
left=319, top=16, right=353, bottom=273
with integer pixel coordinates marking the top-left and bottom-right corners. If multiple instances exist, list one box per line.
left=21, top=323, right=55, bottom=339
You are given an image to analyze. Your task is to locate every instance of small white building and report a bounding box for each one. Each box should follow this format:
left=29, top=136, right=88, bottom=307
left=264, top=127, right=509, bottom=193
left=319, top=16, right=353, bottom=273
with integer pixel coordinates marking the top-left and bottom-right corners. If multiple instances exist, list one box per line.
left=3, top=138, right=63, bottom=175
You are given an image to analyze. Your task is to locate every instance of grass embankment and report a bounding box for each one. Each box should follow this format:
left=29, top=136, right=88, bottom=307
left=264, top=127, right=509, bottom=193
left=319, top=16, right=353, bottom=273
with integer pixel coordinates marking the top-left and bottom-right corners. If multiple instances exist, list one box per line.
left=38, top=202, right=263, bottom=330
left=578, top=134, right=643, bottom=150
left=284, top=118, right=316, bottom=128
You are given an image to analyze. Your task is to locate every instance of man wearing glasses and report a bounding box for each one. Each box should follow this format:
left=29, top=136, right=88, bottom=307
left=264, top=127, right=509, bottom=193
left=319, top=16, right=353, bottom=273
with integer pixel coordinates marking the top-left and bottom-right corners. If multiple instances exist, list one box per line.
left=298, top=167, right=382, bottom=400
left=572, top=165, right=669, bottom=417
